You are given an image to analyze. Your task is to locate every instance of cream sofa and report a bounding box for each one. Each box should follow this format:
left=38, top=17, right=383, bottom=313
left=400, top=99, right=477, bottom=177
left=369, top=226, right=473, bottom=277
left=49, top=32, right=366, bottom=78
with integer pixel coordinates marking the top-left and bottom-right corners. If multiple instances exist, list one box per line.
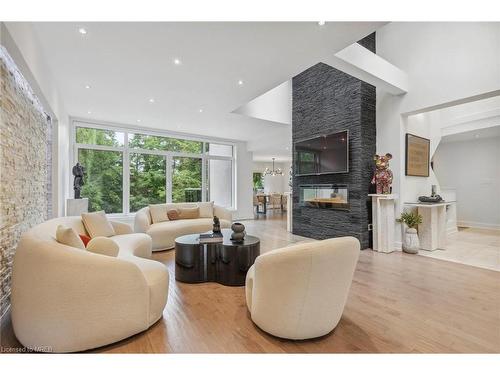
left=245, top=236, right=360, bottom=340
left=134, top=203, right=232, bottom=251
left=11, top=216, right=169, bottom=353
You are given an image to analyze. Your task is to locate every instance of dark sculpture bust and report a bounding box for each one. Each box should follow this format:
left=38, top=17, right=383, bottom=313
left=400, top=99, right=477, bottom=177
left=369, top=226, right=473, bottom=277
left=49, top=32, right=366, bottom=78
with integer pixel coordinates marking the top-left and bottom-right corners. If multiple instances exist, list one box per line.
left=212, top=216, right=221, bottom=234
left=72, top=162, right=85, bottom=199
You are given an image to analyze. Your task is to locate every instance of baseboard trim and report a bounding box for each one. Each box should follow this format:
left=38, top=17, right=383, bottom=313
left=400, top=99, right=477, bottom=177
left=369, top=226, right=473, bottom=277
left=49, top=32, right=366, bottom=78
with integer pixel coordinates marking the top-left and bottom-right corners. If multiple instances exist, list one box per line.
left=457, top=221, right=500, bottom=231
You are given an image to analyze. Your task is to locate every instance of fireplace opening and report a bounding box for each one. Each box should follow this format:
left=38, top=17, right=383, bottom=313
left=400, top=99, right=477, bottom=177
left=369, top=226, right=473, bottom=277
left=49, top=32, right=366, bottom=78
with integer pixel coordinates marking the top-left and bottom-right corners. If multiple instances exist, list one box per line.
left=299, top=184, right=349, bottom=210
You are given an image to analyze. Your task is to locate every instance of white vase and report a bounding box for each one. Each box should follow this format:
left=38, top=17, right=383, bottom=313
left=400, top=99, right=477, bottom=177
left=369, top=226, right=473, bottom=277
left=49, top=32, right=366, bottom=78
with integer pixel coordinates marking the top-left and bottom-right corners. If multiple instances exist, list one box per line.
left=402, top=227, right=419, bottom=254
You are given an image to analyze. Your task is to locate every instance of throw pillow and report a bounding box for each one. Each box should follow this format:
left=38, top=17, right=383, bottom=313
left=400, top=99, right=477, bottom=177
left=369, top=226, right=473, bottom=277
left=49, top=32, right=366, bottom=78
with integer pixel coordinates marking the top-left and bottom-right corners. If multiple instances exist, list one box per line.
left=198, top=201, right=214, bottom=218
left=167, top=208, right=180, bottom=221
left=165, top=203, right=197, bottom=212
left=149, top=204, right=168, bottom=223
left=55, top=225, right=85, bottom=249
left=86, top=237, right=119, bottom=257
left=81, top=211, right=116, bottom=238
left=79, top=234, right=91, bottom=246
left=178, top=206, right=200, bottom=220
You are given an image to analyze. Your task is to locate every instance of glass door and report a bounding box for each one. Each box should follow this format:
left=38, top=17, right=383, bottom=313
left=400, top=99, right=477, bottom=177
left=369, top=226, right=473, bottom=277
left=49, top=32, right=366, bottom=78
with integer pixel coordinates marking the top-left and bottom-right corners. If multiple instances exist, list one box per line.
left=129, top=152, right=166, bottom=212
left=170, top=156, right=203, bottom=203
left=207, top=158, right=233, bottom=208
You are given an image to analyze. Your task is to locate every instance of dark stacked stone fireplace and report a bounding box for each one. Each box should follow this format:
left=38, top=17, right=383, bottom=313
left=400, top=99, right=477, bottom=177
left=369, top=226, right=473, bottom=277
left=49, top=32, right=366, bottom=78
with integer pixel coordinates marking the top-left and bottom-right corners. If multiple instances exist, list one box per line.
left=298, top=184, right=349, bottom=210
left=291, top=34, right=376, bottom=249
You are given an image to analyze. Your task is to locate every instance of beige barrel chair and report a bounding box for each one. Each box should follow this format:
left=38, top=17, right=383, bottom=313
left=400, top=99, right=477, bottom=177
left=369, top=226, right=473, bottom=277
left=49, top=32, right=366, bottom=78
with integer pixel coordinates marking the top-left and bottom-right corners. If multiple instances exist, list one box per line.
left=245, top=236, right=360, bottom=340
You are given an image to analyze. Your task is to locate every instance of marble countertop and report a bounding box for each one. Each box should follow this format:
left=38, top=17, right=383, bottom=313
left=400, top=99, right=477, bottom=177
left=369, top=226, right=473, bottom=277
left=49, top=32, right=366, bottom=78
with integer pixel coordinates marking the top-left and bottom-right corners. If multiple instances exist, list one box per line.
left=404, top=201, right=456, bottom=207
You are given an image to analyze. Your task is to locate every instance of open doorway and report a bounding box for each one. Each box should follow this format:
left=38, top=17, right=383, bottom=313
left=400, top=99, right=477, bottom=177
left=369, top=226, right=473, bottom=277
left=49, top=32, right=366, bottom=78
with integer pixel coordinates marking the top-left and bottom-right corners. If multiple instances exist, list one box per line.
left=403, top=95, right=500, bottom=271
left=430, top=124, right=500, bottom=270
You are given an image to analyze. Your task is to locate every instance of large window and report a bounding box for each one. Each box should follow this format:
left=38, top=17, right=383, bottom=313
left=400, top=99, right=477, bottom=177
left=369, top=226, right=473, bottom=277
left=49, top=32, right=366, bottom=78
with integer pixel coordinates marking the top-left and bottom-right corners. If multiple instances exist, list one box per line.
left=128, top=133, right=203, bottom=153
left=129, top=153, right=166, bottom=212
left=78, top=149, right=123, bottom=213
left=76, top=126, right=124, bottom=147
left=74, top=122, right=234, bottom=214
left=172, top=157, right=203, bottom=203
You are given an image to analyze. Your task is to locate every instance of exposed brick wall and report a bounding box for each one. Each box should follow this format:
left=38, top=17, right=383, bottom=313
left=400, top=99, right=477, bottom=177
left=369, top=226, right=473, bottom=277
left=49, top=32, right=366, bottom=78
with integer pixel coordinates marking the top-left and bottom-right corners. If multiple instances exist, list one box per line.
left=0, top=46, right=52, bottom=318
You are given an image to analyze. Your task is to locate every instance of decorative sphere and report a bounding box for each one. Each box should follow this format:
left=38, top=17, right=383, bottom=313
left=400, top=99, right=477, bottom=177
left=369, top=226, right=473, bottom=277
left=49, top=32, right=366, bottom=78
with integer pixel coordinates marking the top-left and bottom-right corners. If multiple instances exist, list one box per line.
left=231, top=222, right=245, bottom=233
left=230, top=231, right=246, bottom=242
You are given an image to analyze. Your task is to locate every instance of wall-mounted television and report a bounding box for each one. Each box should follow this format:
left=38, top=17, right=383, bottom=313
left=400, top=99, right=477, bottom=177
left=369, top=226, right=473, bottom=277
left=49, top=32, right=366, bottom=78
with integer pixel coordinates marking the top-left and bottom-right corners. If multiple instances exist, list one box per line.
left=294, top=130, right=349, bottom=176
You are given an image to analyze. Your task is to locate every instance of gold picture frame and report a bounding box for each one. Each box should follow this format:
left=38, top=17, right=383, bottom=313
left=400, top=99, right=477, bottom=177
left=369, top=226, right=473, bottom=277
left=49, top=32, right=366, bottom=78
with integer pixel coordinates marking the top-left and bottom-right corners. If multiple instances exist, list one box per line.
left=405, top=133, right=430, bottom=177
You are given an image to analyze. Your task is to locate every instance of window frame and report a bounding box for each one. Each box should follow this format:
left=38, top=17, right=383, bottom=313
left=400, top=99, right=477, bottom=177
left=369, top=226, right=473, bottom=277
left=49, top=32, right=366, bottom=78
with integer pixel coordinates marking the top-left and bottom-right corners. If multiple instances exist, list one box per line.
left=71, top=119, right=236, bottom=215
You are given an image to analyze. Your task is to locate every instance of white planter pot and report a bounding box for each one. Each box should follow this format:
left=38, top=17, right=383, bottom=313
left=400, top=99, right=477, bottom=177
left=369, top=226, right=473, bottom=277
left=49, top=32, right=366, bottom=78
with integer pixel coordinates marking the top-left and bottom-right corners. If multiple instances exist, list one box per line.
left=402, top=228, right=420, bottom=254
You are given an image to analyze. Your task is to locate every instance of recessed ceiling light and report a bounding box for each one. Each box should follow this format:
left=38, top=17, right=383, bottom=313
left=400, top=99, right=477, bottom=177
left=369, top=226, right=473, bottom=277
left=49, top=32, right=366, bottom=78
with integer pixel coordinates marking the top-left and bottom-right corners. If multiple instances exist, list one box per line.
left=87, top=110, right=92, bottom=114
left=238, top=80, right=244, bottom=85
left=136, top=119, right=141, bottom=123
left=318, top=21, right=326, bottom=26
left=285, top=146, right=289, bottom=150
left=475, top=134, right=480, bottom=138
left=85, top=84, right=91, bottom=89
left=199, top=109, right=203, bottom=113
left=173, top=58, right=181, bottom=65
left=78, top=27, right=87, bottom=35
left=149, top=98, right=155, bottom=103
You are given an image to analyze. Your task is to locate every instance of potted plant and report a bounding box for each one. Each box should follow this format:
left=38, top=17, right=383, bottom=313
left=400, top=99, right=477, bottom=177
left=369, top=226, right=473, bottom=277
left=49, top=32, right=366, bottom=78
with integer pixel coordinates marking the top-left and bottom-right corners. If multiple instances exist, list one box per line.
left=397, top=210, right=423, bottom=254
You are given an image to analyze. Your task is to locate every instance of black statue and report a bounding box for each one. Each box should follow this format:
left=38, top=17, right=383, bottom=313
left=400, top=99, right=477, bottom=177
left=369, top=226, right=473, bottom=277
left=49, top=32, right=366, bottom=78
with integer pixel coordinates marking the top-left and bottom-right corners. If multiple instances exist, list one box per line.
left=72, top=162, right=85, bottom=199
left=212, top=216, right=221, bottom=234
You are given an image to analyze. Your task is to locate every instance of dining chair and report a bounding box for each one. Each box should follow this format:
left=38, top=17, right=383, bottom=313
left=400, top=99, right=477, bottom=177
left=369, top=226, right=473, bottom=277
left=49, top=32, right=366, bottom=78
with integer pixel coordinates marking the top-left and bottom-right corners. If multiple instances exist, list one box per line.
left=270, top=193, right=282, bottom=211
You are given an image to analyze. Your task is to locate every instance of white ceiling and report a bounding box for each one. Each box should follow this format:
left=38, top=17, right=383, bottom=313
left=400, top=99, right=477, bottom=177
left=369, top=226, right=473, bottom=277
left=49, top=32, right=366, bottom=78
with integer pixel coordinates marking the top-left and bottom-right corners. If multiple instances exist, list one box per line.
left=19, top=22, right=383, bottom=160
left=441, top=124, right=500, bottom=143
left=233, top=80, right=292, bottom=126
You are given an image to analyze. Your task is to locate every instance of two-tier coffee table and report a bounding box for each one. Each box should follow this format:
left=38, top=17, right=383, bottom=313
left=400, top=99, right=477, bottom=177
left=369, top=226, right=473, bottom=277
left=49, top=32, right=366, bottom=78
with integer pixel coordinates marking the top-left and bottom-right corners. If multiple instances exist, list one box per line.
left=175, top=228, right=260, bottom=286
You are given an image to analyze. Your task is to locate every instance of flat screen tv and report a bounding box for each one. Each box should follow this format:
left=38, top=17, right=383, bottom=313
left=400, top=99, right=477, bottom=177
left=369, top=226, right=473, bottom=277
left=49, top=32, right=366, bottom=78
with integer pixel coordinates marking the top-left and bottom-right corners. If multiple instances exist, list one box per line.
left=294, top=130, right=349, bottom=176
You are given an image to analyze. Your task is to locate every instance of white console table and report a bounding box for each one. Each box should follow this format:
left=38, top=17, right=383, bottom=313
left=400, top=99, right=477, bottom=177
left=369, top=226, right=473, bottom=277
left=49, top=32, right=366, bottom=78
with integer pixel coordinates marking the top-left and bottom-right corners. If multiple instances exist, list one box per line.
left=369, top=194, right=397, bottom=253
left=404, top=202, right=451, bottom=251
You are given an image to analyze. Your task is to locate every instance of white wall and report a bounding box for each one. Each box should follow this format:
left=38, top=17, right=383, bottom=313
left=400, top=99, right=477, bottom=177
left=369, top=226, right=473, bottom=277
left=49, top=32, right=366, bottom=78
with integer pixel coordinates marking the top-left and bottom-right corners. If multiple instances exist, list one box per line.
left=433, top=137, right=500, bottom=229
left=376, top=22, right=500, bottom=247
left=402, top=111, right=442, bottom=202
left=234, top=142, right=254, bottom=220
left=2, top=22, right=70, bottom=218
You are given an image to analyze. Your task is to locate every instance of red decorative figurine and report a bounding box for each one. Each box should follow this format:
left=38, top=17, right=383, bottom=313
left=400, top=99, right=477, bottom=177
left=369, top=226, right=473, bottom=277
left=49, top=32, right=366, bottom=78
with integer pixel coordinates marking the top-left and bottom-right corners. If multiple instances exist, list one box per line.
left=371, top=153, right=393, bottom=194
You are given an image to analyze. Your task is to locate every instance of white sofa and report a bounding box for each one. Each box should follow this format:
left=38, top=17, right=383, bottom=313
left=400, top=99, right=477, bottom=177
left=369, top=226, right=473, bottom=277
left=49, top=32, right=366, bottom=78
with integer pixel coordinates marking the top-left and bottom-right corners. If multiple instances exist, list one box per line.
left=11, top=216, right=169, bottom=353
left=245, top=236, right=360, bottom=340
left=134, top=203, right=232, bottom=251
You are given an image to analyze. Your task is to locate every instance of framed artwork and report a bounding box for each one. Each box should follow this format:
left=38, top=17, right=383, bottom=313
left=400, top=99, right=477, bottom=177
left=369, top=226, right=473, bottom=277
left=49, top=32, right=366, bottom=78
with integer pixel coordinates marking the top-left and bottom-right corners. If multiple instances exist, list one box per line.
left=405, top=133, right=430, bottom=177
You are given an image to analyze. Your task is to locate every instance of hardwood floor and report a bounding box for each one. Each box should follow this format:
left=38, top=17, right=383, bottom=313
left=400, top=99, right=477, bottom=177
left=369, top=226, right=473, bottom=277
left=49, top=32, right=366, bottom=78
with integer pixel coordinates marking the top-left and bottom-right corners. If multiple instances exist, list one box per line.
left=1, top=212, right=499, bottom=353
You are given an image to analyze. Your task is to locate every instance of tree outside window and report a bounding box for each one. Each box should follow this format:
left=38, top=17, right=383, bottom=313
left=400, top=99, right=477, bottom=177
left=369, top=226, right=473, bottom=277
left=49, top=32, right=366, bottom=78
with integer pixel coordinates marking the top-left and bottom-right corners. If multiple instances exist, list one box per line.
left=253, top=172, right=263, bottom=191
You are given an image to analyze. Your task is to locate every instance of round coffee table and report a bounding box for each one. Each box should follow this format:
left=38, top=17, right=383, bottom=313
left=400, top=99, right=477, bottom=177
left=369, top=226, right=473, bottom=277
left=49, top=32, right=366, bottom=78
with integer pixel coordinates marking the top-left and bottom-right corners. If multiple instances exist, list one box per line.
left=175, top=228, right=260, bottom=286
